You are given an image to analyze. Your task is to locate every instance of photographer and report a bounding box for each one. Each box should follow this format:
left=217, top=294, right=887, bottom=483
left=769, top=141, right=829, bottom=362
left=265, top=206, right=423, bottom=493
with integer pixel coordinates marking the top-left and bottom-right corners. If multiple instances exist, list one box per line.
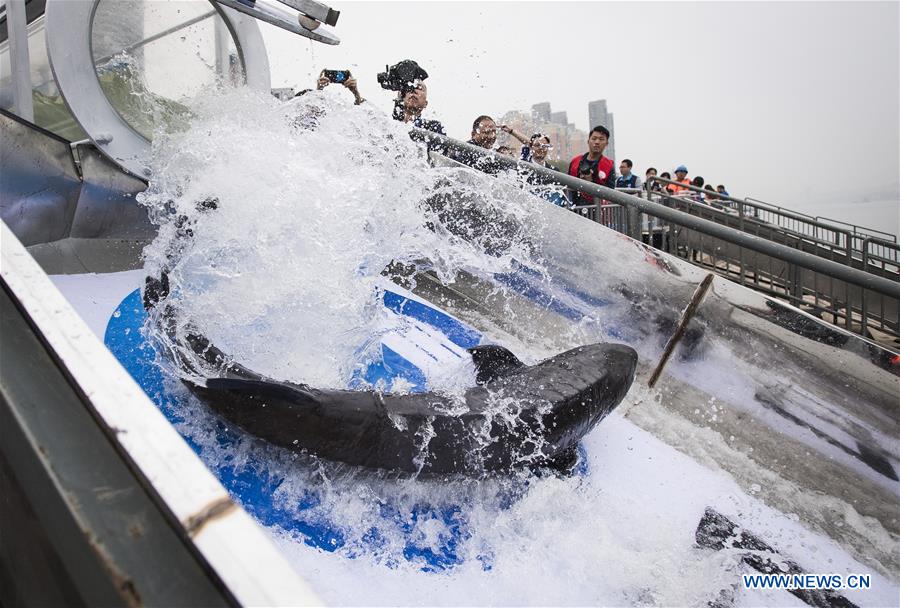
left=290, top=69, right=362, bottom=131
left=378, top=60, right=446, bottom=138
left=315, top=69, right=365, bottom=104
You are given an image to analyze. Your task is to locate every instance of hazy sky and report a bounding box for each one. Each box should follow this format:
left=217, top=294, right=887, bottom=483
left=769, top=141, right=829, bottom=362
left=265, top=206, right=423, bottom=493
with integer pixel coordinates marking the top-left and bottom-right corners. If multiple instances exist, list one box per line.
left=260, top=1, right=899, bottom=234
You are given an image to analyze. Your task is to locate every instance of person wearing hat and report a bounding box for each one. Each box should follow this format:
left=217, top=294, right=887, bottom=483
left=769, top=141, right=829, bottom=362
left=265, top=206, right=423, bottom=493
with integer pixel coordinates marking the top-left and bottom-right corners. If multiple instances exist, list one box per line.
left=669, top=165, right=691, bottom=194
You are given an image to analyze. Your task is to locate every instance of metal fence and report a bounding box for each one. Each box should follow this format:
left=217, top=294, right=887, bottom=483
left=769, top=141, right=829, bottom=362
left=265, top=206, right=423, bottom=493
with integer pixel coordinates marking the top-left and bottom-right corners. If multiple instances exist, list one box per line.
left=651, top=179, right=899, bottom=275
left=570, top=203, right=629, bottom=233
left=615, top=185, right=899, bottom=341
left=744, top=196, right=898, bottom=252
left=418, top=131, right=900, bottom=343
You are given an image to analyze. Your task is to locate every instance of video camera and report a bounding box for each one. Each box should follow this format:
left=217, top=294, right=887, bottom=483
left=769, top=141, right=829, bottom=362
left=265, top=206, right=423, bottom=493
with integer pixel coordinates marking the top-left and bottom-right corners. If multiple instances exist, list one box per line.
left=377, top=60, right=428, bottom=96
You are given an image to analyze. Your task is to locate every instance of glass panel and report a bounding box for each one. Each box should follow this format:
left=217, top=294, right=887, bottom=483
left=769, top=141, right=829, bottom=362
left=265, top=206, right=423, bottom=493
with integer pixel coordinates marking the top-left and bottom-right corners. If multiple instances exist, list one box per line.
left=0, top=16, right=87, bottom=140
left=91, top=0, right=244, bottom=141
left=0, top=20, right=12, bottom=111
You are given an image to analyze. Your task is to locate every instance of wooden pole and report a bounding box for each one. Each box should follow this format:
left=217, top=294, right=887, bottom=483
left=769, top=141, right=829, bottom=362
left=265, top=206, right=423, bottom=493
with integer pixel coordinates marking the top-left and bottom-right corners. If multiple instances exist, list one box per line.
left=647, top=273, right=715, bottom=388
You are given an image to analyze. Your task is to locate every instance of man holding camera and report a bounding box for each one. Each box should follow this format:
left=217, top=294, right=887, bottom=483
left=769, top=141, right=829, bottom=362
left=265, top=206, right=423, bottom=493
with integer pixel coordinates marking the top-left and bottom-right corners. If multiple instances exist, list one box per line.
left=379, top=60, right=445, bottom=137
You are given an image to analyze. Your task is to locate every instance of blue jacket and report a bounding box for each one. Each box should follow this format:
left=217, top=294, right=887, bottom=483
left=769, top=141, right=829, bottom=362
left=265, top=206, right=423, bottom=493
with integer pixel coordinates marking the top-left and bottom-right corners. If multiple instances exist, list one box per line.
left=616, top=174, right=640, bottom=189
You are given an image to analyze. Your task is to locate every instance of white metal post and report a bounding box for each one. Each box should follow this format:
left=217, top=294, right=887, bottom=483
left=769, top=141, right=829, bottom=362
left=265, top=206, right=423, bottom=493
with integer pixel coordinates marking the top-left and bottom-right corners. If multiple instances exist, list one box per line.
left=7, top=0, right=34, bottom=121
left=214, top=17, right=232, bottom=85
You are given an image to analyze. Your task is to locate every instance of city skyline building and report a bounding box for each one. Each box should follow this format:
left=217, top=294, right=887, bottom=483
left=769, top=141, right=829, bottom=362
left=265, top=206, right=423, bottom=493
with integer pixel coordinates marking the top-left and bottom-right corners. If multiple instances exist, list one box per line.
left=588, top=99, right=615, bottom=162
left=531, top=102, right=551, bottom=124
left=549, top=111, right=568, bottom=126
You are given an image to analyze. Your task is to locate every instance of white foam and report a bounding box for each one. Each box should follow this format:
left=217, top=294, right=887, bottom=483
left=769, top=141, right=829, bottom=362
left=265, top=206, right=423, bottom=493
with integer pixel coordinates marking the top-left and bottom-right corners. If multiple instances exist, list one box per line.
left=259, top=413, right=899, bottom=606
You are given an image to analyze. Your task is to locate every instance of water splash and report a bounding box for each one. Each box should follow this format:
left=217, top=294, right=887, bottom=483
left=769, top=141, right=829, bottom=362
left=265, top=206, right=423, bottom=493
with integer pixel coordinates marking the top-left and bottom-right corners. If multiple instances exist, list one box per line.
left=139, top=88, right=537, bottom=390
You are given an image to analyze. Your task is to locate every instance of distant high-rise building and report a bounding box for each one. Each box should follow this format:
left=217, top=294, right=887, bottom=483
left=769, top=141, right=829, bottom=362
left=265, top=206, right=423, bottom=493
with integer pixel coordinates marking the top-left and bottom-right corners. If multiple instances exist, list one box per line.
left=588, top=99, right=615, bottom=162
left=607, top=112, right=615, bottom=162
left=587, top=99, right=608, bottom=131
left=549, top=111, right=568, bottom=126
left=531, top=102, right=551, bottom=123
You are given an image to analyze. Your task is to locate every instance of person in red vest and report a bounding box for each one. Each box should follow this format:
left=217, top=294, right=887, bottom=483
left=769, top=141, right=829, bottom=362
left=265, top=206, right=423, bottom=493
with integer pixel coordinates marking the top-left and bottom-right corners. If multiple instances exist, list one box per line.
left=568, top=126, right=616, bottom=205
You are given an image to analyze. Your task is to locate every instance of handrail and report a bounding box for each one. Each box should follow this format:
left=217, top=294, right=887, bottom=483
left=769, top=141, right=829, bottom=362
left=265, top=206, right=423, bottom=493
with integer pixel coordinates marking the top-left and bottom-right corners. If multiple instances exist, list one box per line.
left=649, top=177, right=897, bottom=258
left=744, top=196, right=817, bottom=221
left=861, top=236, right=900, bottom=267
left=414, top=128, right=900, bottom=300
left=814, top=215, right=897, bottom=243
left=745, top=196, right=896, bottom=244
left=740, top=196, right=897, bottom=245
left=863, top=235, right=900, bottom=249
left=650, top=177, right=837, bottom=227
left=647, top=189, right=872, bottom=257
left=742, top=196, right=896, bottom=244
left=652, top=178, right=899, bottom=260
left=648, top=190, right=860, bottom=253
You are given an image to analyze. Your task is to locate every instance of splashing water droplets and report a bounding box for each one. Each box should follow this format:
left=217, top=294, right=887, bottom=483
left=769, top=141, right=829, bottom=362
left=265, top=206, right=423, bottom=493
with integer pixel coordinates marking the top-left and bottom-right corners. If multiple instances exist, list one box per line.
left=139, top=89, right=530, bottom=390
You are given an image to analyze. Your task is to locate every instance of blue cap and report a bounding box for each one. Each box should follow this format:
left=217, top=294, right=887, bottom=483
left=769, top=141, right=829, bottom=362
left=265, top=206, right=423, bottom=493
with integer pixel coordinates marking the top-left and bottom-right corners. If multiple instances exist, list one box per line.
left=675, top=165, right=688, bottom=173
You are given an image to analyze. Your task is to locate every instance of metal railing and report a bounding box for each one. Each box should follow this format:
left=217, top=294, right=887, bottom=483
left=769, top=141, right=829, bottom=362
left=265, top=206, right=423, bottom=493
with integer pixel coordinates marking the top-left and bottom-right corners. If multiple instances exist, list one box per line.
left=650, top=177, right=900, bottom=278
left=744, top=196, right=897, bottom=246
left=635, top=188, right=898, bottom=339
left=417, top=130, right=900, bottom=341
left=651, top=180, right=899, bottom=268
left=570, top=203, right=629, bottom=233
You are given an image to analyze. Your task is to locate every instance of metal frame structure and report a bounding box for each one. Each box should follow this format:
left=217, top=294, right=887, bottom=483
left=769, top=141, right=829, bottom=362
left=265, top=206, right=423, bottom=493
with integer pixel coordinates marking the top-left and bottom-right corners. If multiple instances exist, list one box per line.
left=44, top=0, right=272, bottom=178
left=653, top=176, right=899, bottom=273
left=1, top=221, right=321, bottom=605
left=213, top=0, right=340, bottom=43
left=5, top=0, right=34, bottom=121
left=744, top=195, right=897, bottom=246
left=641, top=179, right=898, bottom=338
left=0, top=107, right=155, bottom=273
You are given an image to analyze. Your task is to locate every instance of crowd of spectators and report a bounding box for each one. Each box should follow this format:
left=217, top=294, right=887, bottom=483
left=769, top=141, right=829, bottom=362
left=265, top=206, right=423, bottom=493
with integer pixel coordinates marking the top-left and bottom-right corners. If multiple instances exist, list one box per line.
left=304, top=60, right=733, bottom=209
left=638, top=164, right=731, bottom=206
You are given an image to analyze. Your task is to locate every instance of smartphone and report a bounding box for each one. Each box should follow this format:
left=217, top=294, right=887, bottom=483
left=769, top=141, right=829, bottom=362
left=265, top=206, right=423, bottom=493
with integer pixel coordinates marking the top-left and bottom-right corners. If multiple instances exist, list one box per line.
left=323, top=69, right=350, bottom=84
